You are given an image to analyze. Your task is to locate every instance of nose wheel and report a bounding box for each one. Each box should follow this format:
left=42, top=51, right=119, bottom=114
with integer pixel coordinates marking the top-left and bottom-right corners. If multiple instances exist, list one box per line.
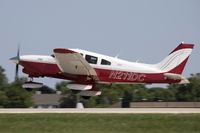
left=75, top=93, right=84, bottom=109
left=28, top=77, right=34, bottom=82
left=22, top=77, right=43, bottom=89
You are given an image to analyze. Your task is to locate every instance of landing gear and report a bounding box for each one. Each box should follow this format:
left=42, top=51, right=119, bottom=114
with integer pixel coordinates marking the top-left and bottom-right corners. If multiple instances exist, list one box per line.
left=69, top=84, right=101, bottom=105
left=70, top=93, right=92, bottom=108
left=71, top=90, right=81, bottom=94
left=29, top=77, right=33, bottom=82
left=22, top=77, right=43, bottom=89
left=75, top=94, right=84, bottom=109
left=82, top=96, right=91, bottom=100
left=70, top=90, right=85, bottom=108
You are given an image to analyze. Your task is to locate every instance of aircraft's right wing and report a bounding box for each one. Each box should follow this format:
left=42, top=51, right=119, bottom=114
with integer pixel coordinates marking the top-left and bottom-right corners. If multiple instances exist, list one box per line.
left=53, top=48, right=97, bottom=76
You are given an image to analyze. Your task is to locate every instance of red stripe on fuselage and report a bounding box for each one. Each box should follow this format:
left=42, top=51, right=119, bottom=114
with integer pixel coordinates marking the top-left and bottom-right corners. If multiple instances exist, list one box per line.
left=19, top=60, right=179, bottom=84
left=95, top=68, right=177, bottom=84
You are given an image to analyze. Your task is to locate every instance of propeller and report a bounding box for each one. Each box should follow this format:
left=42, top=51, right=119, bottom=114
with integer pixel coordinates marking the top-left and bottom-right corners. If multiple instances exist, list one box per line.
left=15, top=45, right=20, bottom=81
left=10, top=45, right=20, bottom=81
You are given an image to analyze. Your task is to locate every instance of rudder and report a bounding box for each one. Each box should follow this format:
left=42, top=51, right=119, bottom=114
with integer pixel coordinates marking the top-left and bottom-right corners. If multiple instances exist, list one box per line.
left=156, top=43, right=194, bottom=74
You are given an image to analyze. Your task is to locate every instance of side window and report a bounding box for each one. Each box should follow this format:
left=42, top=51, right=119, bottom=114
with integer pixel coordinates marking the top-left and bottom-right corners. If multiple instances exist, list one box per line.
left=101, top=59, right=111, bottom=65
left=85, top=55, right=98, bottom=64
left=51, top=54, right=55, bottom=58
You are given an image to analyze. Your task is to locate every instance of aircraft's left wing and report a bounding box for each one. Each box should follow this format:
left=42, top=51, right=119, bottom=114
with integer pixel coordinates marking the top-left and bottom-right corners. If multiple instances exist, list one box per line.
left=53, top=48, right=97, bottom=76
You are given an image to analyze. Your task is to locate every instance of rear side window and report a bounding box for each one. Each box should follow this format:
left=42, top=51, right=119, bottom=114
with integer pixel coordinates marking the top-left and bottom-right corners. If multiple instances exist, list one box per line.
left=101, top=59, right=111, bottom=65
left=85, top=55, right=98, bottom=64
left=51, top=54, right=55, bottom=58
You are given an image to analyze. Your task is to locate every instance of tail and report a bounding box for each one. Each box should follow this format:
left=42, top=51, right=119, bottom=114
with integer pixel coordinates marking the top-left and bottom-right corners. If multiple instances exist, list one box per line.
left=156, top=43, right=194, bottom=74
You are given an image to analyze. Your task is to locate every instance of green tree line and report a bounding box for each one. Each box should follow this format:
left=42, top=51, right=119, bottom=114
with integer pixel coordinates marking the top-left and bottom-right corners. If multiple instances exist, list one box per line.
left=56, top=74, right=200, bottom=108
left=0, top=66, right=32, bottom=108
left=0, top=65, right=200, bottom=108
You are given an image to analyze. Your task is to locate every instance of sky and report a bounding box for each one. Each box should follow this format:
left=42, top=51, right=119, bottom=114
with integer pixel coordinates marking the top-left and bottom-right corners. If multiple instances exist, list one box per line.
left=0, top=0, right=199, bottom=88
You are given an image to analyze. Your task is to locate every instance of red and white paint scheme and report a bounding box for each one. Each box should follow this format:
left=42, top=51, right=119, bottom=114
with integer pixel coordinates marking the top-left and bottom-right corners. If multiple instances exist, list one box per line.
left=10, top=43, right=194, bottom=97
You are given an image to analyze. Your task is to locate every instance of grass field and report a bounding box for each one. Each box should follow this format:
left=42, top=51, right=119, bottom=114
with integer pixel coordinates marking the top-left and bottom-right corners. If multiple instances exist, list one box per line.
left=0, top=114, right=199, bottom=133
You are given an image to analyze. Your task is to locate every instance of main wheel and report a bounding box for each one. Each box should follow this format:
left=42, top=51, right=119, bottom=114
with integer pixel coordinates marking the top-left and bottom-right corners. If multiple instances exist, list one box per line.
left=81, top=96, right=91, bottom=100
left=71, top=90, right=81, bottom=94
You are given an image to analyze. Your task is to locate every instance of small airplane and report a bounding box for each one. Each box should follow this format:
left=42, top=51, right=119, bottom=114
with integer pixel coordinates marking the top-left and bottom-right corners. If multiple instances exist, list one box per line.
left=10, top=43, right=194, bottom=98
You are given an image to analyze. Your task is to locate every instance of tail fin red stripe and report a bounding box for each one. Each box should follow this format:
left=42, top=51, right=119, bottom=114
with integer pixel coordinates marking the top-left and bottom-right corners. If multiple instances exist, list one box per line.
left=169, top=44, right=194, bottom=55
left=168, top=57, right=189, bottom=74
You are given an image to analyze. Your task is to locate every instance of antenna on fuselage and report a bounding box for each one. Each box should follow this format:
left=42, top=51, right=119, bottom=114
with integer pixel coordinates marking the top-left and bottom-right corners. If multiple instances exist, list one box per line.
left=115, top=52, right=121, bottom=58
left=135, top=59, right=140, bottom=63
left=115, top=54, right=119, bottom=58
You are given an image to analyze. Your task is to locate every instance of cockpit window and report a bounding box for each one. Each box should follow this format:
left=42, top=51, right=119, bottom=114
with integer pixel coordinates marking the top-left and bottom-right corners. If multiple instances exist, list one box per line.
left=85, top=55, right=98, bottom=64
left=51, top=54, right=55, bottom=58
left=101, top=59, right=111, bottom=65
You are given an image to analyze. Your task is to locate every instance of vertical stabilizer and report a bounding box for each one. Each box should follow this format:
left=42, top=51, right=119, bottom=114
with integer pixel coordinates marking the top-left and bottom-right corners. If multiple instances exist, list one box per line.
left=156, top=43, right=194, bottom=74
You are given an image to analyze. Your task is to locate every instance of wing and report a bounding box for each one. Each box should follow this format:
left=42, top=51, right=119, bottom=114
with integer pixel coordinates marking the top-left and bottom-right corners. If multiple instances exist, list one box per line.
left=53, top=48, right=97, bottom=76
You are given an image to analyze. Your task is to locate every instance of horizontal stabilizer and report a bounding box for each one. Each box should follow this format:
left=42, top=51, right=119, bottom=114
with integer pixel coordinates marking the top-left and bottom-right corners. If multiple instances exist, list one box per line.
left=164, top=73, right=189, bottom=84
